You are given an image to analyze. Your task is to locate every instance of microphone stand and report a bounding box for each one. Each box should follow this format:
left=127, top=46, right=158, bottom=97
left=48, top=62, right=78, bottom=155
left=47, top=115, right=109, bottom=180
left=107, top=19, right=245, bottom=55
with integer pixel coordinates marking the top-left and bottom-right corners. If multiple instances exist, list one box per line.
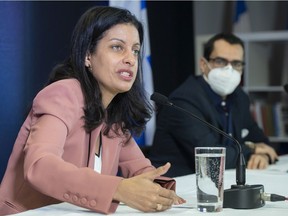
left=151, top=92, right=265, bottom=209
left=284, top=83, right=288, bottom=93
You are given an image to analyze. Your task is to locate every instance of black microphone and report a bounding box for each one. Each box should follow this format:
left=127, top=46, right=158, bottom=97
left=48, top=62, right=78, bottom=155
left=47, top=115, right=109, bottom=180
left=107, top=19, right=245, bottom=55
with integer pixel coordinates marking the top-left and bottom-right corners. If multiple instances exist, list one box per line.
left=151, top=92, right=265, bottom=209
left=284, top=83, right=288, bottom=93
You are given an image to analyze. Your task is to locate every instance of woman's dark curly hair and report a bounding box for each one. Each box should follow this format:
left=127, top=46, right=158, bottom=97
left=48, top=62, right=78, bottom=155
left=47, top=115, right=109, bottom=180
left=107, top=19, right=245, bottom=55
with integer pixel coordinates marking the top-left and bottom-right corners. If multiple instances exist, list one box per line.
left=46, top=6, right=153, bottom=139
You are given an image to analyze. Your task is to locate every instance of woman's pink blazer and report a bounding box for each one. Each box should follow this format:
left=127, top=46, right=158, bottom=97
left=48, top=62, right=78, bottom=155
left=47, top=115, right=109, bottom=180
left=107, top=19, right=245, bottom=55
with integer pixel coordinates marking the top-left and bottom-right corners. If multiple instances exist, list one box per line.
left=0, top=79, right=156, bottom=215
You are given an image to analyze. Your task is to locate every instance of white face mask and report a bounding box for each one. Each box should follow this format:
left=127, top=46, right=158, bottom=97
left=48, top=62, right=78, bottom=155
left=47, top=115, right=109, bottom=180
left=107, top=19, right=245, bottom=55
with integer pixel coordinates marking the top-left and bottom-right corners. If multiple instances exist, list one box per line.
left=206, top=64, right=241, bottom=97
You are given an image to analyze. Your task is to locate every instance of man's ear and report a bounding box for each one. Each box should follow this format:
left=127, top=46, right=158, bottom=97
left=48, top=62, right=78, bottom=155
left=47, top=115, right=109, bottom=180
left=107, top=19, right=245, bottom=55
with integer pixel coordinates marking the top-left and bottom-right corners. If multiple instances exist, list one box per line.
left=199, top=57, right=207, bottom=75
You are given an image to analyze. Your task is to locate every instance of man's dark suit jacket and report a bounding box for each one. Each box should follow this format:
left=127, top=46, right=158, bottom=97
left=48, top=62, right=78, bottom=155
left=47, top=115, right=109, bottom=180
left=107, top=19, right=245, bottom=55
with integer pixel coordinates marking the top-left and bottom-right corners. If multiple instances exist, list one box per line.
left=149, top=75, right=269, bottom=177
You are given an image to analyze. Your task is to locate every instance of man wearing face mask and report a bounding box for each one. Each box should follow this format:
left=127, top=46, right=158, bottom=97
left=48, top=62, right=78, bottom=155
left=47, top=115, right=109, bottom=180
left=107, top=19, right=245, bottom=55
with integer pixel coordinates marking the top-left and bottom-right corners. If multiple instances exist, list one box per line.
left=149, top=33, right=278, bottom=177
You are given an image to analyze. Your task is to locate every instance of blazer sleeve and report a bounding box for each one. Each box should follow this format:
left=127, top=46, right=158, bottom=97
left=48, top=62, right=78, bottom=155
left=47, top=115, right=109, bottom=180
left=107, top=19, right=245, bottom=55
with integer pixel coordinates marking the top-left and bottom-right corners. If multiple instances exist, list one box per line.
left=23, top=80, right=122, bottom=214
left=117, top=134, right=157, bottom=176
left=118, top=138, right=176, bottom=190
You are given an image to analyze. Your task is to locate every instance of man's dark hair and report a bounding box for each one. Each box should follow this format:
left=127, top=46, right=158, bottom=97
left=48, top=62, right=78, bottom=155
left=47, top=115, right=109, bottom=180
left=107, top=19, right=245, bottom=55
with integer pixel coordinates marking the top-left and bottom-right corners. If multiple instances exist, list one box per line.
left=203, top=33, right=244, bottom=60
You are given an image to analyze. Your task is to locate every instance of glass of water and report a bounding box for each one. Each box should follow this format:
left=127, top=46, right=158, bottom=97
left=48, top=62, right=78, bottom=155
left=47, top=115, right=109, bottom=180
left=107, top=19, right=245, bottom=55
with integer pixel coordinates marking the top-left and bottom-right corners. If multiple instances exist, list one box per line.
left=195, top=147, right=226, bottom=212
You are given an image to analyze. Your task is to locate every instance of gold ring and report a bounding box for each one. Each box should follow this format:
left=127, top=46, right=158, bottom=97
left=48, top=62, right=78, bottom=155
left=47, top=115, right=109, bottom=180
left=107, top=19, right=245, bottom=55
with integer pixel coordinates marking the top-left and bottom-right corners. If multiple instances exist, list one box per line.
left=156, top=203, right=162, bottom=211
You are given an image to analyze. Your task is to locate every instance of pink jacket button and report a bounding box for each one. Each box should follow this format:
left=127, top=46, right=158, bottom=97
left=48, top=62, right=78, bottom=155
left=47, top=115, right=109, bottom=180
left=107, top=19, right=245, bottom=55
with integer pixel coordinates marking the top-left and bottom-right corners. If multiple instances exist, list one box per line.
left=89, top=200, right=97, bottom=207
left=72, top=195, right=79, bottom=202
left=80, top=198, right=87, bottom=205
left=63, top=193, right=70, bottom=200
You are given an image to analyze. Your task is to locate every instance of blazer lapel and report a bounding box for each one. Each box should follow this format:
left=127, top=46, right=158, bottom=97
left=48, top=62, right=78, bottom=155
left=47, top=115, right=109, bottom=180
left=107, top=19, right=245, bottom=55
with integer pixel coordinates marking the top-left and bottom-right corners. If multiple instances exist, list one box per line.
left=88, top=126, right=103, bottom=168
left=209, top=105, right=223, bottom=130
left=231, top=106, right=242, bottom=141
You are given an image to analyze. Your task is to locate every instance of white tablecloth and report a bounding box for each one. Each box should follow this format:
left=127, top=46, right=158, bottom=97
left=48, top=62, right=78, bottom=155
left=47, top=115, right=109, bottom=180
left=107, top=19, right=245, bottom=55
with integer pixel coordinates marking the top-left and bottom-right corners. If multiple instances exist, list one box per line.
left=13, top=155, right=288, bottom=215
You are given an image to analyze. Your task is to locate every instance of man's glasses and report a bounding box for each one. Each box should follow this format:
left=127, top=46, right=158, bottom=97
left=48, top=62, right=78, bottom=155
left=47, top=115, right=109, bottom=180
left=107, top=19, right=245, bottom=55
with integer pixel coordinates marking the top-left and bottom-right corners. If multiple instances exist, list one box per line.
left=208, top=57, right=245, bottom=71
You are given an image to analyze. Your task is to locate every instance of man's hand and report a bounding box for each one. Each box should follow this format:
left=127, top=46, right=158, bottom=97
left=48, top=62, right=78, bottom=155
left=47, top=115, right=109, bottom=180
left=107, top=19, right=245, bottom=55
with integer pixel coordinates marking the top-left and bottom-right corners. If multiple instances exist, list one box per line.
left=254, top=143, right=278, bottom=163
left=247, top=154, right=269, bottom=169
left=113, top=163, right=186, bottom=212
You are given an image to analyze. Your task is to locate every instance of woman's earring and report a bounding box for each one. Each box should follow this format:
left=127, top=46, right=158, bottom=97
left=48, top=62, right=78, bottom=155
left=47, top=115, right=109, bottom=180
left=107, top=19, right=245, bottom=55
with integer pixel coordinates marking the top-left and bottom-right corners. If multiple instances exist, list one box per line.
left=88, top=65, right=92, bottom=72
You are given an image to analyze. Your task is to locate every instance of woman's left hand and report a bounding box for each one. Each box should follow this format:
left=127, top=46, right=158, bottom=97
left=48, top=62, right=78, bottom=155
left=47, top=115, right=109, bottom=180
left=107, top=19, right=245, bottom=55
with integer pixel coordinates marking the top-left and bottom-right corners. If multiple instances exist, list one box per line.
left=113, top=163, right=186, bottom=212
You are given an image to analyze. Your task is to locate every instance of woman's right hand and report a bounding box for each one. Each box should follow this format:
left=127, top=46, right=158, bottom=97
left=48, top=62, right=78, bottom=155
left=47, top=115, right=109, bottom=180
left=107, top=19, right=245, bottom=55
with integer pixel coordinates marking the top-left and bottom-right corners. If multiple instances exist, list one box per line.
left=113, top=163, right=186, bottom=212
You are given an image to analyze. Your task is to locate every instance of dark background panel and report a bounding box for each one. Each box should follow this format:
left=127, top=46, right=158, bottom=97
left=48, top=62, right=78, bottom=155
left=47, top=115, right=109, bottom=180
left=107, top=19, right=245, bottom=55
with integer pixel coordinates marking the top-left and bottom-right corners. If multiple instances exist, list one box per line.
left=0, top=1, right=107, bottom=181
left=147, top=1, right=194, bottom=96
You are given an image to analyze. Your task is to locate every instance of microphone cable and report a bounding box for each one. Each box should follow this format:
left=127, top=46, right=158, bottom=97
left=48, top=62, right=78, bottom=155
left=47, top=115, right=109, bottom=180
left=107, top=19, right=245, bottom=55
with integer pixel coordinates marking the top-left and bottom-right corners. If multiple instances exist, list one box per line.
left=261, top=193, right=288, bottom=202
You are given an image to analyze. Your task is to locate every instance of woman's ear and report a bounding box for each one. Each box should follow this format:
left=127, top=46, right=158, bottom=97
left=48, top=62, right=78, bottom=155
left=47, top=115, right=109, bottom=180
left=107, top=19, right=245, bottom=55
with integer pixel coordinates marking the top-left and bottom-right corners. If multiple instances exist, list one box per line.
left=84, top=53, right=91, bottom=67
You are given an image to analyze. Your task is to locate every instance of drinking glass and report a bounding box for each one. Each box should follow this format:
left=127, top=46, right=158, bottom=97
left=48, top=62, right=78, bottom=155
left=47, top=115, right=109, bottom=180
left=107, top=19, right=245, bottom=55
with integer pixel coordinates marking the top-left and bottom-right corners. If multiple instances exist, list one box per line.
left=195, top=147, right=226, bottom=212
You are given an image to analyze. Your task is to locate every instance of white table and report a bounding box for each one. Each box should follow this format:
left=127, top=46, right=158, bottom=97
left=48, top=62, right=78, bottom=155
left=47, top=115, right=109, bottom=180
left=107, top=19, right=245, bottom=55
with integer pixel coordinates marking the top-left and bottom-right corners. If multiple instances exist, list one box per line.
left=14, top=155, right=288, bottom=215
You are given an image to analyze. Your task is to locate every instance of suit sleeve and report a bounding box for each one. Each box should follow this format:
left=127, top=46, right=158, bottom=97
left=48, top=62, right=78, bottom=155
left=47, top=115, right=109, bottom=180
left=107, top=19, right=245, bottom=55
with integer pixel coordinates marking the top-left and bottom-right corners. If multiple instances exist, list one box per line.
left=163, top=97, right=240, bottom=170
left=237, top=92, right=270, bottom=144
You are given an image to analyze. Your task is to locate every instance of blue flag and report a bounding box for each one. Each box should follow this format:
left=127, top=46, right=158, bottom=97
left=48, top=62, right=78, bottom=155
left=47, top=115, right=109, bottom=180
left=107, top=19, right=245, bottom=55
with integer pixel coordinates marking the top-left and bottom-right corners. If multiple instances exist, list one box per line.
left=109, top=0, right=156, bottom=146
left=233, top=0, right=251, bottom=33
